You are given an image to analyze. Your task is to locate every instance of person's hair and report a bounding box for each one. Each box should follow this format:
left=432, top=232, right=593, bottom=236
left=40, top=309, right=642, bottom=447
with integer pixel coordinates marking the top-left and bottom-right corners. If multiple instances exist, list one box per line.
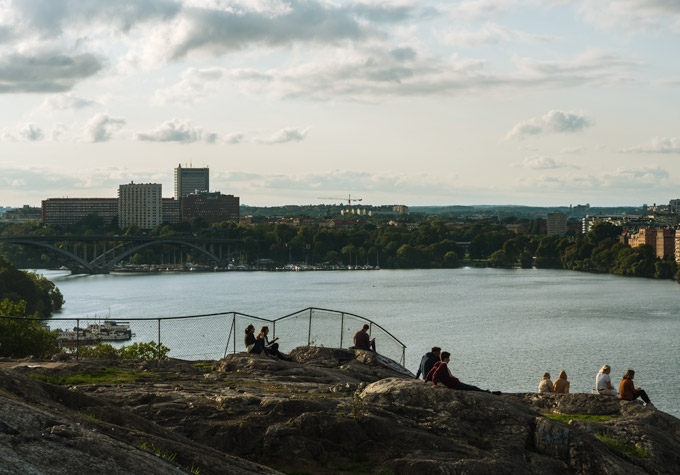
left=558, top=370, right=567, bottom=380
left=245, top=324, right=254, bottom=334
left=623, top=369, right=635, bottom=380
left=257, top=326, right=269, bottom=339
left=431, top=346, right=441, bottom=353
left=362, top=324, right=370, bottom=330
left=440, top=351, right=451, bottom=360
left=542, top=372, right=551, bottom=379
left=599, top=364, right=610, bottom=374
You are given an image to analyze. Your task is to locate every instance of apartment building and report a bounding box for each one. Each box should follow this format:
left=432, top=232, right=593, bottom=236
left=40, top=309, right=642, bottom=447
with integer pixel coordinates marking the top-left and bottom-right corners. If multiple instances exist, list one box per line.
left=42, top=198, right=118, bottom=226
left=118, top=183, right=162, bottom=229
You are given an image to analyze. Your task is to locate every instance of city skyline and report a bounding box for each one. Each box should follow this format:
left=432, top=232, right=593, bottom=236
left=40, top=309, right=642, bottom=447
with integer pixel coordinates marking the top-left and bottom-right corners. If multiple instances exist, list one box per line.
left=2, top=1, right=680, bottom=208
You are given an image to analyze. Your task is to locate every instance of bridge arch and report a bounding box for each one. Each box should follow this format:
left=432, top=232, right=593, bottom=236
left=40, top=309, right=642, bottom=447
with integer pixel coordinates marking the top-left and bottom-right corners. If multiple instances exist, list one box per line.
left=0, top=238, right=96, bottom=273
left=104, top=239, right=225, bottom=271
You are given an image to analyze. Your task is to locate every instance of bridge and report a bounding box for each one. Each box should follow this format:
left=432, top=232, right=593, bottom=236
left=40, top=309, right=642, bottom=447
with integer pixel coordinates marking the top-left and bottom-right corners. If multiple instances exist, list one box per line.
left=0, top=235, right=242, bottom=274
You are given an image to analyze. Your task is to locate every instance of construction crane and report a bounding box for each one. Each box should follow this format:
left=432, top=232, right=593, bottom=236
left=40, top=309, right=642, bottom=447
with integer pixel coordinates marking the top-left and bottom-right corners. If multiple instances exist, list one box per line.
left=317, top=194, right=363, bottom=207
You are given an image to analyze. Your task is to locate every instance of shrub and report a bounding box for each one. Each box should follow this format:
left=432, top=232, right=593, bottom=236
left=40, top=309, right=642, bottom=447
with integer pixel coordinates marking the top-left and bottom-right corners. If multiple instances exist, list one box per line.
left=0, top=299, right=60, bottom=358
left=77, top=341, right=170, bottom=360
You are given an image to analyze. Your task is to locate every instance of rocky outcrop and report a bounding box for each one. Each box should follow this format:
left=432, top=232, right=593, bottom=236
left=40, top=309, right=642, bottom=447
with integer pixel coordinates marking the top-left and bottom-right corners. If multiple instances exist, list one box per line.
left=1, top=348, right=679, bottom=474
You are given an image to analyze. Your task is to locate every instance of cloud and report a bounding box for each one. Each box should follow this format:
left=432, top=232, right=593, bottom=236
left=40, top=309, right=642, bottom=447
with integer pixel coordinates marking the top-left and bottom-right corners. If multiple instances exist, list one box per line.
left=577, top=0, right=680, bottom=33
left=41, top=92, right=97, bottom=110
left=136, top=119, right=215, bottom=143
left=224, top=132, right=244, bottom=144
left=153, top=67, right=225, bottom=105
left=519, top=156, right=578, bottom=170
left=506, top=110, right=592, bottom=139
left=1, top=123, right=45, bottom=142
left=258, top=127, right=308, bottom=144
left=0, top=52, right=102, bottom=93
left=440, top=23, right=554, bottom=47
left=621, top=137, right=680, bottom=154
left=84, top=113, right=126, bottom=143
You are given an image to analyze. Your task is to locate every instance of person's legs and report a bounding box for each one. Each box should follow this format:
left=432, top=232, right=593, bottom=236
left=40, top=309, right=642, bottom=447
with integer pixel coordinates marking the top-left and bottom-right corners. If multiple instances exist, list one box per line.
left=633, top=389, right=651, bottom=405
left=599, top=388, right=618, bottom=397
left=369, top=339, right=376, bottom=351
left=455, top=381, right=485, bottom=392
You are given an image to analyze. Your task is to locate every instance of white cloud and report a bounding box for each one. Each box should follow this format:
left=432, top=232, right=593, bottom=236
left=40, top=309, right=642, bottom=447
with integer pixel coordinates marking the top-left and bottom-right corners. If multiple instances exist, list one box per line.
left=41, top=92, right=97, bottom=110
left=224, top=132, right=244, bottom=144
left=577, top=0, right=680, bottom=33
left=136, top=119, right=215, bottom=143
left=257, top=127, right=308, bottom=144
left=440, top=23, right=554, bottom=47
left=84, top=113, right=126, bottom=143
left=519, top=156, right=577, bottom=170
left=621, top=137, right=680, bottom=154
left=1, top=123, right=45, bottom=142
left=153, top=67, right=225, bottom=105
left=506, top=110, right=592, bottom=139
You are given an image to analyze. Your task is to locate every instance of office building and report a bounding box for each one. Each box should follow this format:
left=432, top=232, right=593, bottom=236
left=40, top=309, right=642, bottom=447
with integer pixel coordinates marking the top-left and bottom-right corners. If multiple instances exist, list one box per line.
left=546, top=212, right=567, bottom=236
left=118, top=183, right=162, bottom=229
left=162, top=198, right=181, bottom=224
left=174, top=164, right=209, bottom=200
left=181, top=191, right=239, bottom=224
left=42, top=198, right=118, bottom=226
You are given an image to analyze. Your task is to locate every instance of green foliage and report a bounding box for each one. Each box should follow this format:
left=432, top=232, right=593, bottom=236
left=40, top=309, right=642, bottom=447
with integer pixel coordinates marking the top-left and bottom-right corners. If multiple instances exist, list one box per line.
left=594, top=431, right=648, bottom=458
left=0, top=255, right=63, bottom=317
left=29, top=367, right=153, bottom=385
left=0, top=299, right=60, bottom=358
left=77, top=341, right=170, bottom=360
left=136, top=440, right=201, bottom=474
left=542, top=414, right=616, bottom=423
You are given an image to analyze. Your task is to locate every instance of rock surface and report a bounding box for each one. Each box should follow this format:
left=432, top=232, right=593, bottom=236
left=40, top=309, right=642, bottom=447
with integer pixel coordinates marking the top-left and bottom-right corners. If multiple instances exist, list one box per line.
left=1, top=348, right=679, bottom=474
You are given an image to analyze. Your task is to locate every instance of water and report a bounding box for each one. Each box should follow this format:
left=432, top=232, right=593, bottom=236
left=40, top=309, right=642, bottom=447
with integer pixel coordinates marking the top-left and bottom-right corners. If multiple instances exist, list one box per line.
left=38, top=268, right=680, bottom=417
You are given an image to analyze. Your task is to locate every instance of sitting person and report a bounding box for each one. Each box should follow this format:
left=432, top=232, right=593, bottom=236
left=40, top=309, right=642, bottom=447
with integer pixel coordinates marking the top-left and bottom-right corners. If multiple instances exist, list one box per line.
left=353, top=324, right=376, bottom=351
left=553, top=370, right=570, bottom=394
left=244, top=324, right=263, bottom=354
left=619, top=369, right=653, bottom=407
left=596, top=364, right=618, bottom=396
left=538, top=372, right=554, bottom=393
left=428, top=352, right=500, bottom=394
left=256, top=326, right=291, bottom=361
left=415, top=346, right=441, bottom=380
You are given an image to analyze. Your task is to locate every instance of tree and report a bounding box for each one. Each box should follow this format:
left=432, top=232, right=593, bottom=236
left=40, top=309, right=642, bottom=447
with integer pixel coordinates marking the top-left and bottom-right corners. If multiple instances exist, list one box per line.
left=0, top=299, right=60, bottom=358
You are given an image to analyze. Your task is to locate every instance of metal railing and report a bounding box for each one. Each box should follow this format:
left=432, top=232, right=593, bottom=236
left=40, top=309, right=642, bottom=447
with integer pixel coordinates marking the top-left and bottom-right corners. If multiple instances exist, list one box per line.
left=0, top=307, right=407, bottom=367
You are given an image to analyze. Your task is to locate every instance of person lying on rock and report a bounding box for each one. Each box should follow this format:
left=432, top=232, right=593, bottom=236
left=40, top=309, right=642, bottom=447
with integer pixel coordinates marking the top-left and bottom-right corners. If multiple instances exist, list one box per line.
left=596, top=364, right=618, bottom=396
left=244, top=324, right=264, bottom=354
left=415, top=346, right=441, bottom=380
left=257, top=326, right=292, bottom=361
left=353, top=324, right=376, bottom=351
left=538, top=372, right=554, bottom=393
left=428, top=352, right=500, bottom=394
left=619, top=369, right=653, bottom=408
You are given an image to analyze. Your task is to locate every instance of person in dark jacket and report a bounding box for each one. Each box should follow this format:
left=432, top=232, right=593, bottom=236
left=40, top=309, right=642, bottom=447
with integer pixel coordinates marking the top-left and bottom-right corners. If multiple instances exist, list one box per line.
left=430, top=352, right=500, bottom=394
left=244, top=324, right=263, bottom=354
left=353, top=324, right=376, bottom=351
left=415, top=347, right=441, bottom=379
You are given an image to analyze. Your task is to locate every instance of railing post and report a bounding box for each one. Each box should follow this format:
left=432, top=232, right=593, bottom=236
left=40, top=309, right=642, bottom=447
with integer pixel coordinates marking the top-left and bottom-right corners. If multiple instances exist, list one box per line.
left=76, top=318, right=80, bottom=360
left=233, top=313, right=236, bottom=354
left=308, top=308, right=312, bottom=345
left=273, top=320, right=276, bottom=340
left=340, top=312, right=344, bottom=348
left=157, top=318, right=161, bottom=362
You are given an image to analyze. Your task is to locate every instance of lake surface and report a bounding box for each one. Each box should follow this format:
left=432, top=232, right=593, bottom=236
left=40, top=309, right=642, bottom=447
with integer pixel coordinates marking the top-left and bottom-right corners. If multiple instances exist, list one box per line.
left=38, top=268, right=680, bottom=417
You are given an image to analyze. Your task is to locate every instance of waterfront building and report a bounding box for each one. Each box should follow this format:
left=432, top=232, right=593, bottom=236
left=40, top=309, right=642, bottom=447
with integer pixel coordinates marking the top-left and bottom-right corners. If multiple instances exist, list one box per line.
left=42, top=198, right=118, bottom=226
left=180, top=191, right=239, bottom=224
left=675, top=235, right=680, bottom=264
left=1, top=205, right=41, bottom=223
left=174, top=164, right=209, bottom=200
left=118, top=182, right=162, bottom=229
left=546, top=212, right=567, bottom=236
left=581, top=214, right=647, bottom=234
left=656, top=228, right=676, bottom=260
left=627, top=228, right=657, bottom=254
left=162, top=198, right=181, bottom=224
left=669, top=199, right=680, bottom=215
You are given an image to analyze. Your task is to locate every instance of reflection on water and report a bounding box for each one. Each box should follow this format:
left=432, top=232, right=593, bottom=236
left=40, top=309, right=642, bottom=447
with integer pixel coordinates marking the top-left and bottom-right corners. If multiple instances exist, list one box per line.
left=39, top=268, right=680, bottom=417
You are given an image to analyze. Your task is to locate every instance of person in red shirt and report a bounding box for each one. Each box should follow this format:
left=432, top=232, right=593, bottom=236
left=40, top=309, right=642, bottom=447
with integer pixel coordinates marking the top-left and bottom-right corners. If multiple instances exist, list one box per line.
left=353, top=324, right=376, bottom=351
left=426, top=351, right=500, bottom=394
left=619, top=369, right=653, bottom=407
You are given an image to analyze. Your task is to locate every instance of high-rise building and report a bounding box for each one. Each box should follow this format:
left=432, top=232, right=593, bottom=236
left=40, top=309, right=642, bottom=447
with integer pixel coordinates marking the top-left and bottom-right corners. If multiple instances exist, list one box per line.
left=118, top=182, right=162, bottom=229
left=42, top=198, right=118, bottom=226
left=546, top=212, right=567, bottom=236
left=174, top=164, right=209, bottom=200
left=180, top=191, right=239, bottom=224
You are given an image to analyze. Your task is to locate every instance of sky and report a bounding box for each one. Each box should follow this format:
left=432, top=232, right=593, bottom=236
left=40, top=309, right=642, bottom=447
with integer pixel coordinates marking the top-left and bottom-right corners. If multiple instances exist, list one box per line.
left=1, top=0, right=680, bottom=208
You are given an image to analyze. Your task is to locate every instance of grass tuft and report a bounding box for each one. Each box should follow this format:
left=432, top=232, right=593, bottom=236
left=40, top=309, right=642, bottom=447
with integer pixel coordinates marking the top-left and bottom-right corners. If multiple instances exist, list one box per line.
left=594, top=432, right=648, bottom=458
left=542, top=413, right=617, bottom=423
left=28, top=367, right=155, bottom=385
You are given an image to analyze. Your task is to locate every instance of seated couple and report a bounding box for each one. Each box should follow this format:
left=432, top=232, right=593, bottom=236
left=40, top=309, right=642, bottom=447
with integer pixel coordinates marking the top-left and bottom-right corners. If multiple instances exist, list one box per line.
left=425, top=351, right=500, bottom=395
left=244, top=324, right=292, bottom=361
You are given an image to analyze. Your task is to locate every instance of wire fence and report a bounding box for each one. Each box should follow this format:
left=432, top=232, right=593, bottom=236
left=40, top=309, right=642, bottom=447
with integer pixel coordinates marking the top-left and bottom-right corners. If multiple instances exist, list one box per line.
left=0, top=307, right=408, bottom=367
